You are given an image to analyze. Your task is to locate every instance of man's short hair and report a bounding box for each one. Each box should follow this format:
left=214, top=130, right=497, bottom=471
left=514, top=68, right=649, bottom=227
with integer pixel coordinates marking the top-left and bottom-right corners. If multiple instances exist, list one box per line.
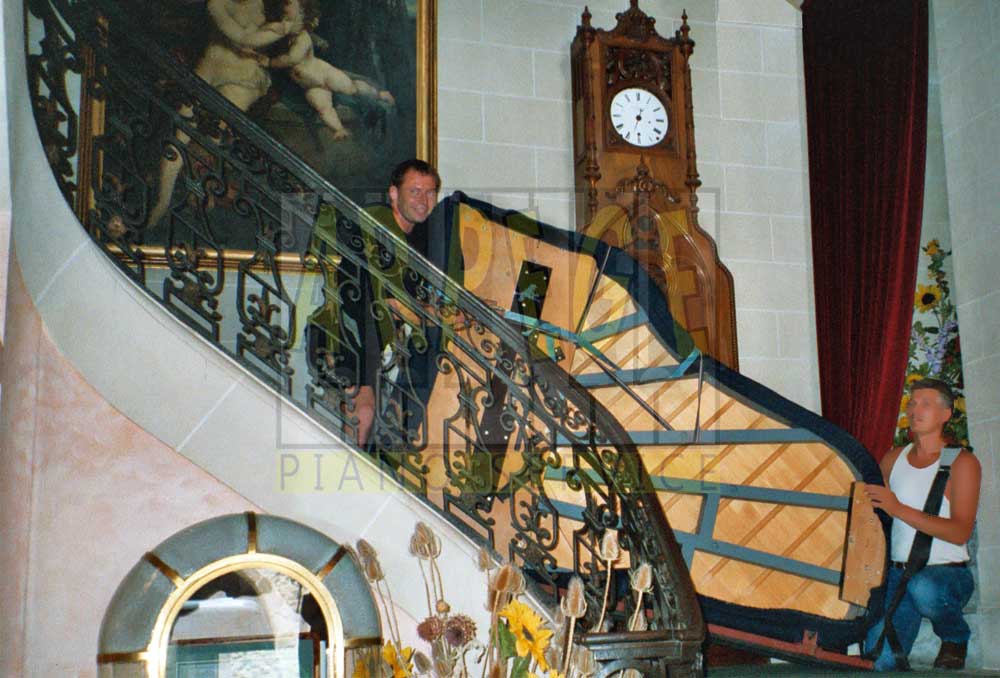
left=390, top=159, right=441, bottom=192
left=910, top=377, right=955, bottom=411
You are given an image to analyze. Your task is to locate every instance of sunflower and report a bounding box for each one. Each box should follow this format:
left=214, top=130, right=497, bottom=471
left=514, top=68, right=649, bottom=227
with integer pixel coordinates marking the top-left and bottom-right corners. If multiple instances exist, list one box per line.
left=382, top=642, right=414, bottom=678
left=924, top=239, right=940, bottom=256
left=500, top=600, right=553, bottom=671
left=898, top=415, right=910, bottom=429
left=915, top=284, right=942, bottom=312
left=352, top=661, right=370, bottom=678
left=899, top=393, right=911, bottom=413
left=954, top=396, right=966, bottom=413
left=906, top=373, right=923, bottom=387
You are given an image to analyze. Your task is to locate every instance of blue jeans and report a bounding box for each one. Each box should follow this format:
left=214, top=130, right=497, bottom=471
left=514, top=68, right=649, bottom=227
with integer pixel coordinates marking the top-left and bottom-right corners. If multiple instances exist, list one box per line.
left=864, top=564, right=974, bottom=671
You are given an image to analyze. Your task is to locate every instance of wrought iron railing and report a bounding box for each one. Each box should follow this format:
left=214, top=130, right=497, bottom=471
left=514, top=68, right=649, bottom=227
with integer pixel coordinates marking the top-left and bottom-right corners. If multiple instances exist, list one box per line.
left=26, top=0, right=704, bottom=673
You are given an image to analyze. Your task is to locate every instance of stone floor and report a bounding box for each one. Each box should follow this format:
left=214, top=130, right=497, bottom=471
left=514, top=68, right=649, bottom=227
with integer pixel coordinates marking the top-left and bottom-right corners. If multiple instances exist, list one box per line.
left=706, top=611, right=992, bottom=677
left=709, top=662, right=1000, bottom=677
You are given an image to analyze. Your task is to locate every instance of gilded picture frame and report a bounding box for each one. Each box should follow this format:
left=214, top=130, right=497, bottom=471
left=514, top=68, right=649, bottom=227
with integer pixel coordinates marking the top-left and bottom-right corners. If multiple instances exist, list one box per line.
left=72, top=0, right=437, bottom=264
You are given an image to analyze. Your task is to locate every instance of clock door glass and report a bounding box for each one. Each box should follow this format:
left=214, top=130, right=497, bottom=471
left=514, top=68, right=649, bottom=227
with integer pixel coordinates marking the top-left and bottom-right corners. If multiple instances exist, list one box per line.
left=609, top=87, right=668, bottom=147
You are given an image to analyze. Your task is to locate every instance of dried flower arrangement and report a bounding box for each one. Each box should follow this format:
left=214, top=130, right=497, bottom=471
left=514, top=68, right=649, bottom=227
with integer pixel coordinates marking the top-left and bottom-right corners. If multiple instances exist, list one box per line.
left=352, top=524, right=649, bottom=678
left=354, top=538, right=413, bottom=678
left=894, top=239, right=969, bottom=448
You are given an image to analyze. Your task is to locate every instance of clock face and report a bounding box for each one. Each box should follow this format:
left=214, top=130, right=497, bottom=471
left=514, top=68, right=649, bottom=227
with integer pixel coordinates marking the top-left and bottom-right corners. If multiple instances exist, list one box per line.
left=609, top=87, right=669, bottom=147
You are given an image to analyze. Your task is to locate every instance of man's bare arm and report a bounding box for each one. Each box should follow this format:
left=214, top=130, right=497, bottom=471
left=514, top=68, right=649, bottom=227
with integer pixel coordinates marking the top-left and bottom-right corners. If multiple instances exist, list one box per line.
left=866, top=452, right=981, bottom=545
left=879, top=446, right=904, bottom=483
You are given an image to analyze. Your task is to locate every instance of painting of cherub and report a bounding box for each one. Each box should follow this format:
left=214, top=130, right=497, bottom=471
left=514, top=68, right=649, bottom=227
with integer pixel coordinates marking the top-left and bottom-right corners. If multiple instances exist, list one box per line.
left=138, top=0, right=431, bottom=248
left=269, top=0, right=396, bottom=140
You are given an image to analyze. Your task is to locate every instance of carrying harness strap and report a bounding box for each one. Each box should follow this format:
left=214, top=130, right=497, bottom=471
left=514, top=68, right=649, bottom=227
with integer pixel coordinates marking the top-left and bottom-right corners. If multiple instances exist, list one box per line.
left=872, top=447, right=961, bottom=671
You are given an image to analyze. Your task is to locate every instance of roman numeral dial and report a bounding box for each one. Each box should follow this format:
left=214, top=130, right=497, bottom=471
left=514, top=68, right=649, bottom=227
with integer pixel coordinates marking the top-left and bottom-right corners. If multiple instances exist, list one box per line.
left=609, top=87, right=669, bottom=148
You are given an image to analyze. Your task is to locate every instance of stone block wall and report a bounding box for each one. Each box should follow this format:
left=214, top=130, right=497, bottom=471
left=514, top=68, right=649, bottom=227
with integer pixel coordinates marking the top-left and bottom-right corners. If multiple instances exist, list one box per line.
left=931, top=0, right=1000, bottom=669
left=436, top=0, right=821, bottom=410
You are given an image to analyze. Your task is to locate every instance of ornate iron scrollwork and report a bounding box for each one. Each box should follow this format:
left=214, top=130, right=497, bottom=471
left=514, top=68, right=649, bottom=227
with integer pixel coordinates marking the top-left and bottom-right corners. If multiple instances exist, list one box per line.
left=26, top=0, right=85, bottom=204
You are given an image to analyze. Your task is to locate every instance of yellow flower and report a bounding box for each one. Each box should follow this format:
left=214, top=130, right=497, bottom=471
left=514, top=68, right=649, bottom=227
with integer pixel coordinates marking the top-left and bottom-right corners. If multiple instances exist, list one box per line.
left=954, top=397, right=966, bottom=413
left=899, top=393, right=911, bottom=413
left=915, top=284, right=942, bottom=312
left=499, top=599, right=553, bottom=671
left=898, top=415, right=910, bottom=429
left=906, top=374, right=923, bottom=386
left=925, top=240, right=940, bottom=256
left=382, top=642, right=414, bottom=678
left=352, top=660, right=371, bottom=678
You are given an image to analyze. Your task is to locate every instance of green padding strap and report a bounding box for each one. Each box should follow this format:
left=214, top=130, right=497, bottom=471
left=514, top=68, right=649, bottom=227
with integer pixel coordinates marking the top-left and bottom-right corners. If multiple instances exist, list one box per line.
left=503, top=311, right=617, bottom=370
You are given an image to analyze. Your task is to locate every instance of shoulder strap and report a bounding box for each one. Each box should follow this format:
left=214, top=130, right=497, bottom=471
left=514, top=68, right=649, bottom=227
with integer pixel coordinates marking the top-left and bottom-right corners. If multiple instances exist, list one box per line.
left=940, top=447, right=961, bottom=467
left=909, top=455, right=954, bottom=566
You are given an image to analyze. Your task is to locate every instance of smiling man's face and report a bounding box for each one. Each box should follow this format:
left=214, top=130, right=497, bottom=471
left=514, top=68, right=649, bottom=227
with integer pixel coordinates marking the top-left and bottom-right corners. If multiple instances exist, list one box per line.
left=389, top=169, right=438, bottom=233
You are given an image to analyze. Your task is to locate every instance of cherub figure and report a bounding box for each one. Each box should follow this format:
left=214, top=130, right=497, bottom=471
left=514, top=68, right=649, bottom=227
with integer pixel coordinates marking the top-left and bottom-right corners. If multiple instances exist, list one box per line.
left=267, top=0, right=394, bottom=140
left=196, top=0, right=301, bottom=109
left=149, top=0, right=301, bottom=226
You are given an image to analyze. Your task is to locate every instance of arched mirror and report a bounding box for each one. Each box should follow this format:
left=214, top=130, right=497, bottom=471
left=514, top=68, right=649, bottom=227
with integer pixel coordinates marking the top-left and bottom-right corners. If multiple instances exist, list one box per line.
left=165, top=566, right=332, bottom=676
left=98, top=513, right=381, bottom=678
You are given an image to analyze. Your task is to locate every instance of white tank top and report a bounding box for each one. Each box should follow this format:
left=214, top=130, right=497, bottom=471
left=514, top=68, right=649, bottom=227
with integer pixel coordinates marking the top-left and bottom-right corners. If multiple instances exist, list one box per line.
left=889, top=443, right=969, bottom=564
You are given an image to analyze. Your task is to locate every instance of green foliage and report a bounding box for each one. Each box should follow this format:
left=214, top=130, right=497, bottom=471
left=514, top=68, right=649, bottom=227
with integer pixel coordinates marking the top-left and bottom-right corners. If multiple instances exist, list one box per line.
left=509, top=655, right=532, bottom=678
left=497, top=621, right=518, bottom=660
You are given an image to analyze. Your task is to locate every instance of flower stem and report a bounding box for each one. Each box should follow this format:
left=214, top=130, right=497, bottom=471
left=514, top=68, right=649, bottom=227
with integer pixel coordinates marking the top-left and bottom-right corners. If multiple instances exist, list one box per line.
left=596, top=559, right=612, bottom=632
left=563, top=617, right=577, bottom=676
left=481, top=594, right=501, bottom=678
left=417, top=558, right=433, bottom=617
left=628, top=591, right=644, bottom=631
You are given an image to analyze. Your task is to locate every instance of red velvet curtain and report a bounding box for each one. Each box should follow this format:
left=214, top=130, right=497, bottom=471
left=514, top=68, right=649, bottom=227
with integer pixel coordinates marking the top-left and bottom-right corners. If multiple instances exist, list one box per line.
left=802, top=0, right=928, bottom=461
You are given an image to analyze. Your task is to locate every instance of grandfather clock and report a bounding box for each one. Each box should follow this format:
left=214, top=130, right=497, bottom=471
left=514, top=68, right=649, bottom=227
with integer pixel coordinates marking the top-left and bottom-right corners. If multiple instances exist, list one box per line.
left=571, top=0, right=698, bottom=224
left=570, top=1, right=739, bottom=369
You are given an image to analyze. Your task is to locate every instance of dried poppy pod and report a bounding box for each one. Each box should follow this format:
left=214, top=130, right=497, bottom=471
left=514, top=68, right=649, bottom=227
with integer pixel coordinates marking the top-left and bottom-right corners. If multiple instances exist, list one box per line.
left=416, top=615, right=444, bottom=642
left=413, top=650, right=432, bottom=674
left=444, top=614, right=477, bottom=647
left=629, top=562, right=652, bottom=594
left=599, top=530, right=621, bottom=563
left=560, top=575, right=589, bottom=675
left=356, top=539, right=384, bottom=582
left=490, top=562, right=526, bottom=596
left=477, top=546, right=494, bottom=572
left=561, top=576, right=587, bottom=619
left=409, top=521, right=441, bottom=559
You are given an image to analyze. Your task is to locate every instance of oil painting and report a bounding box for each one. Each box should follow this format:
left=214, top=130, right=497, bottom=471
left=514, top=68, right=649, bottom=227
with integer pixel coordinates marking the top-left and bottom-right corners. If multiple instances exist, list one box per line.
left=127, top=0, right=434, bottom=250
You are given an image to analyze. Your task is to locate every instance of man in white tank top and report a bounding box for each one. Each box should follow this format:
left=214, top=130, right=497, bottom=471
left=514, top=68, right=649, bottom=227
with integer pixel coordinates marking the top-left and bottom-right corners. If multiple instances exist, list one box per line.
left=863, top=379, right=981, bottom=671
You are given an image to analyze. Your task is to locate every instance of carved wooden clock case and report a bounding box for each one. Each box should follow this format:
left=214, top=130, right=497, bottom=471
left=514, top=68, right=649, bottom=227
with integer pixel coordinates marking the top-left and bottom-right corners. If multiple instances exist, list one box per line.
left=571, top=1, right=739, bottom=369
